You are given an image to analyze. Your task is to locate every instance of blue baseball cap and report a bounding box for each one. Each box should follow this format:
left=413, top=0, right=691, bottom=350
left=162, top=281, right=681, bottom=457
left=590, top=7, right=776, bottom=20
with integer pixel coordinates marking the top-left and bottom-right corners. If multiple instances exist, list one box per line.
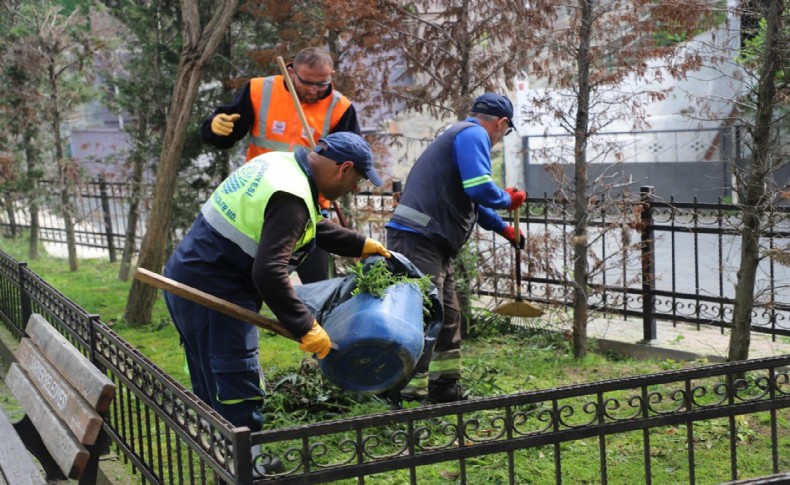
left=471, top=93, right=515, bottom=129
left=315, top=132, right=382, bottom=187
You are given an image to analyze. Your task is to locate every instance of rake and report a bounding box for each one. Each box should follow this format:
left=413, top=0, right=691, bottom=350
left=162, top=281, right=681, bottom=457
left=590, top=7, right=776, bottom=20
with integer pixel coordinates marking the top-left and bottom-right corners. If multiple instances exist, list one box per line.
left=493, top=208, right=543, bottom=321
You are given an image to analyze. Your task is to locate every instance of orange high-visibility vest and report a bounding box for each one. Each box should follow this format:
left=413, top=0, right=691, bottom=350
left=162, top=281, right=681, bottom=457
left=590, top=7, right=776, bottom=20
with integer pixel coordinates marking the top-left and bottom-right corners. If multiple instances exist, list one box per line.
left=246, top=75, right=352, bottom=162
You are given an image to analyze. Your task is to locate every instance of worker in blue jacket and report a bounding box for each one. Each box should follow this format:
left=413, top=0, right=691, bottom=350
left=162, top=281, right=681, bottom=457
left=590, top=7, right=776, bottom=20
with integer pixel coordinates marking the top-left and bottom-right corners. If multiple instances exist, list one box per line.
left=386, top=93, right=526, bottom=403
left=164, top=132, right=390, bottom=433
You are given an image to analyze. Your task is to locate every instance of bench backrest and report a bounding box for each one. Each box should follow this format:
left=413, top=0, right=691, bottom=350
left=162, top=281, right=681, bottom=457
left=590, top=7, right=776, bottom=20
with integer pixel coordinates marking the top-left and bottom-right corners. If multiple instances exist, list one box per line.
left=5, top=314, right=116, bottom=479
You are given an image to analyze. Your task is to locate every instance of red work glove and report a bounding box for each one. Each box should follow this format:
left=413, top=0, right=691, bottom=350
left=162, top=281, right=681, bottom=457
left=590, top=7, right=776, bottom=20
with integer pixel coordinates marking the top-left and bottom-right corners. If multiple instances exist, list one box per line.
left=505, top=187, right=526, bottom=211
left=500, top=225, right=525, bottom=250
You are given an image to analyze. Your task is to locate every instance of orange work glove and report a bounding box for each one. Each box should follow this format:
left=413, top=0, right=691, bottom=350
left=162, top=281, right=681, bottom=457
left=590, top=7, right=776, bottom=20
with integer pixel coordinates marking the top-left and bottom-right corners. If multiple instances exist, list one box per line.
left=360, top=238, right=391, bottom=259
left=298, top=321, right=332, bottom=359
left=210, top=113, right=240, bottom=136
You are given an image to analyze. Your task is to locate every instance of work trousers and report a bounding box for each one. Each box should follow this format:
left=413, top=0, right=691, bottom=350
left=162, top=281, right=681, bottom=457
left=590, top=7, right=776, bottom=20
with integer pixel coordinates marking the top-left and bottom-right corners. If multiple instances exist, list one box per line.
left=386, top=229, right=461, bottom=395
left=163, top=282, right=266, bottom=432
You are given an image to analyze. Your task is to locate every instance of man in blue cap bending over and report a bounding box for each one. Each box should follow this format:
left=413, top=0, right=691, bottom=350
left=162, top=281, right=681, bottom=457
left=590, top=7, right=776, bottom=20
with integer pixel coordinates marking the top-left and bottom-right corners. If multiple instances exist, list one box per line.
left=386, top=93, right=527, bottom=403
left=163, top=132, right=391, bottom=438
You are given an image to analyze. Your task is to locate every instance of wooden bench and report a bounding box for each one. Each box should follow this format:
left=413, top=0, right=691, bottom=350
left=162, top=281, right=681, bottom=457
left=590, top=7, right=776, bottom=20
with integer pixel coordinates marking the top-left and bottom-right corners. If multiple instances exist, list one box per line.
left=0, top=314, right=116, bottom=485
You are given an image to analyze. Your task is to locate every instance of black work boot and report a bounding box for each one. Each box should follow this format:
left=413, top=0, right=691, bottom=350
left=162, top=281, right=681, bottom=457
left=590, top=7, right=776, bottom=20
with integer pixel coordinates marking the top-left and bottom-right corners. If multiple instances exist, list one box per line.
left=428, top=380, right=465, bottom=403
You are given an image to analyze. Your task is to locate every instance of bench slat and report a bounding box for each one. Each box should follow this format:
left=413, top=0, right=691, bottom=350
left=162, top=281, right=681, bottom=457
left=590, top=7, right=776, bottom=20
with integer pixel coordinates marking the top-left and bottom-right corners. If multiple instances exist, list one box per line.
left=25, top=314, right=116, bottom=413
left=0, top=407, right=45, bottom=485
left=16, top=338, right=104, bottom=445
left=6, top=363, right=89, bottom=479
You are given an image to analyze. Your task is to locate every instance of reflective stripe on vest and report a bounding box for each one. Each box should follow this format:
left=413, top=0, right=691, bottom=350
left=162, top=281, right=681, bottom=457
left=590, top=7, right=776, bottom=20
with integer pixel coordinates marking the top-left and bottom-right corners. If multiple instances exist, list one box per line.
left=246, top=76, right=350, bottom=161
left=388, top=122, right=478, bottom=255
left=201, top=152, right=317, bottom=257
left=392, top=203, right=432, bottom=228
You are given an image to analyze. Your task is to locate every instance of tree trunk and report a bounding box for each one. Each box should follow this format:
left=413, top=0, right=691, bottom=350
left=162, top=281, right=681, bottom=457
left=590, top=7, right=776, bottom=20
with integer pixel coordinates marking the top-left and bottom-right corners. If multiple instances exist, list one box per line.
left=729, top=207, right=760, bottom=361
left=50, top=78, right=78, bottom=272
left=728, top=0, right=783, bottom=362
left=61, top=183, right=78, bottom=272
left=123, top=0, right=239, bottom=326
left=571, top=0, right=594, bottom=359
left=118, top=149, right=145, bottom=281
left=3, top=193, right=16, bottom=238
left=29, top=198, right=40, bottom=259
left=123, top=57, right=202, bottom=324
left=25, top=132, right=40, bottom=260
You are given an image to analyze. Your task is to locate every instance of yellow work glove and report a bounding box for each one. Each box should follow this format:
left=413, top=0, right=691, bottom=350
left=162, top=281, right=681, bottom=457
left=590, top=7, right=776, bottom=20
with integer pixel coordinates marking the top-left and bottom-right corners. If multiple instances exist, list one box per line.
left=360, top=238, right=391, bottom=259
left=210, top=113, right=240, bottom=136
left=298, top=321, right=332, bottom=359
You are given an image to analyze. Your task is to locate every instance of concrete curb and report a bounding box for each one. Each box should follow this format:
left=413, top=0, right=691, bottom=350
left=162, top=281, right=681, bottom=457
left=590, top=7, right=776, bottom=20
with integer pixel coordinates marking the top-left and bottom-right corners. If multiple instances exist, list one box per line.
left=594, top=338, right=726, bottom=363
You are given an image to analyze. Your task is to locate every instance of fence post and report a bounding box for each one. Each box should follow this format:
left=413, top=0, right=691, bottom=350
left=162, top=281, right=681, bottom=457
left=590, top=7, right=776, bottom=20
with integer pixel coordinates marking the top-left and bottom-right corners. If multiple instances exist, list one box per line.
left=231, top=427, right=252, bottom=484
left=87, top=311, right=113, bottom=459
left=87, top=314, right=104, bottom=369
left=640, top=186, right=656, bottom=343
left=18, top=261, right=31, bottom=329
left=98, top=176, right=117, bottom=262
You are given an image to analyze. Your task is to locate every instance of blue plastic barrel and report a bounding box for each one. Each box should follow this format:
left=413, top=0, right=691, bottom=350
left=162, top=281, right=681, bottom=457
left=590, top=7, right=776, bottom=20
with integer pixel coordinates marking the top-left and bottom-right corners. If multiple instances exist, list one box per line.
left=318, top=283, right=424, bottom=394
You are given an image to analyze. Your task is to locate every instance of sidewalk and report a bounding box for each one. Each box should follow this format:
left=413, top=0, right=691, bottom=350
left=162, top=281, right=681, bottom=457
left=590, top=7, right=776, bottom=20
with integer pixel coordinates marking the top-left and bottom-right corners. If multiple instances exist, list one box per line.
left=587, top=316, right=790, bottom=362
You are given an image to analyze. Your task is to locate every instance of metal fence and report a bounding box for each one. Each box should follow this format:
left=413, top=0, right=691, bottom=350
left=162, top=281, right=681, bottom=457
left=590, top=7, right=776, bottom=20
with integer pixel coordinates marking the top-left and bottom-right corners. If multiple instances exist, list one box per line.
left=473, top=186, right=790, bottom=341
left=0, top=178, right=210, bottom=261
left=0, top=253, right=245, bottom=484
left=2, top=250, right=790, bottom=483
left=0, top=178, right=153, bottom=260
left=3, top=180, right=790, bottom=343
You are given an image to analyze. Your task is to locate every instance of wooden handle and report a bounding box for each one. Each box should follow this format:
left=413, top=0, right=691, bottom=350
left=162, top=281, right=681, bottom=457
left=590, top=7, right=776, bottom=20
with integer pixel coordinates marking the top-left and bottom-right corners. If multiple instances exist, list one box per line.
left=276, top=55, right=347, bottom=228
left=276, top=56, right=316, bottom=150
left=513, top=208, right=520, bottom=246
left=513, top=209, right=522, bottom=299
left=134, top=268, right=298, bottom=342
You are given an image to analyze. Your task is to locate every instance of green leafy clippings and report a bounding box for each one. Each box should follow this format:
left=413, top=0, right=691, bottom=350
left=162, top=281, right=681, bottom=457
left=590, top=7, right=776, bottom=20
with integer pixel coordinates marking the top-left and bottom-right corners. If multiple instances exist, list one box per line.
left=348, top=260, right=433, bottom=314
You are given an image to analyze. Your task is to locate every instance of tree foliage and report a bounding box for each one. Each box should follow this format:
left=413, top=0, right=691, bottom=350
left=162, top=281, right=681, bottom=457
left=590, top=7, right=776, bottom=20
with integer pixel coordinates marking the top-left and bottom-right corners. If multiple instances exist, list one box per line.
left=343, top=0, right=544, bottom=120
left=99, top=0, right=183, bottom=280
left=728, top=0, right=789, bottom=362
left=1, top=0, right=101, bottom=269
left=737, top=17, right=790, bottom=95
left=0, top=1, right=49, bottom=258
left=521, top=0, right=717, bottom=357
left=123, top=0, right=239, bottom=326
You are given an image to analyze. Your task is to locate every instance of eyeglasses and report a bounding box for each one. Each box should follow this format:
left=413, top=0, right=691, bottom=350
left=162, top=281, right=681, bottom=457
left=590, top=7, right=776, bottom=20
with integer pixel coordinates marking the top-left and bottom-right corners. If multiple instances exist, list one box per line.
left=503, top=118, right=514, bottom=136
left=293, top=71, right=332, bottom=87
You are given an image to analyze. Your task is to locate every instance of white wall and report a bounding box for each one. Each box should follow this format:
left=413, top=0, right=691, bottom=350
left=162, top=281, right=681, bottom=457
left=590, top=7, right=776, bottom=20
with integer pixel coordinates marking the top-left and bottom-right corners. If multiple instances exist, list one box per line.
left=507, top=4, right=745, bottom=188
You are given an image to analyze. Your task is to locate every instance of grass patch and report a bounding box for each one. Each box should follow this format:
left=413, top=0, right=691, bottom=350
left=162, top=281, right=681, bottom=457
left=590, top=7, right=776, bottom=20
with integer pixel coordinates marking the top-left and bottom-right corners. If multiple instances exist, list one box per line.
left=2, top=234, right=785, bottom=484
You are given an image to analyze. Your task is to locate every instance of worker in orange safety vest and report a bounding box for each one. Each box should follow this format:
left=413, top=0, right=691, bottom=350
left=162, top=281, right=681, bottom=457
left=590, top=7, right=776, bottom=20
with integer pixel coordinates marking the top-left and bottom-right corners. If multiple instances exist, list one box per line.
left=201, top=47, right=362, bottom=284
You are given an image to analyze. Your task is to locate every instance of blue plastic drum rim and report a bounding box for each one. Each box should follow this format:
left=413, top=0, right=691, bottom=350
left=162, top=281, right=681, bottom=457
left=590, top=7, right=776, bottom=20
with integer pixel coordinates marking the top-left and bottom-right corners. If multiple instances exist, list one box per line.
left=318, top=283, right=425, bottom=394
left=319, top=342, right=411, bottom=393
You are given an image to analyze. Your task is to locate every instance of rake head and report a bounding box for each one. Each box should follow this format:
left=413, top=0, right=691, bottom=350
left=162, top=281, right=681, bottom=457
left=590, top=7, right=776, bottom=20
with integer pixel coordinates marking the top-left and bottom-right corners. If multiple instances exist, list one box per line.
left=493, top=299, right=544, bottom=318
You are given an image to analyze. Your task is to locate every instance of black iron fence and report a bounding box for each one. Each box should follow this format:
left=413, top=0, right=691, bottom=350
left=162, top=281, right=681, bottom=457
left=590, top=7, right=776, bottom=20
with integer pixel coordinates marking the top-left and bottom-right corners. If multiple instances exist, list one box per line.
left=2, top=249, right=790, bottom=483
left=0, top=252, right=245, bottom=484
left=473, top=186, right=790, bottom=341
left=0, top=178, right=210, bottom=261
left=0, top=178, right=154, bottom=260
left=3, top=181, right=790, bottom=343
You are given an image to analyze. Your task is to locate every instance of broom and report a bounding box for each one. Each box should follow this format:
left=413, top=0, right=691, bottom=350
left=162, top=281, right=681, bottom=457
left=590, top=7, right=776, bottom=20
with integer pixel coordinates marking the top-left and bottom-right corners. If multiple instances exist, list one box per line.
left=494, top=207, right=543, bottom=321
